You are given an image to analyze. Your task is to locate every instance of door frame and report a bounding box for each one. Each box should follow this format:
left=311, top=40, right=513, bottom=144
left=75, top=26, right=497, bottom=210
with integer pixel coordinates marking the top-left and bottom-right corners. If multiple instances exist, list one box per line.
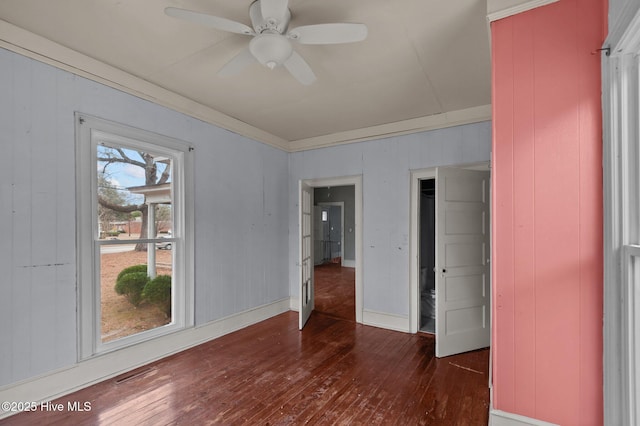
left=409, top=163, right=491, bottom=335
left=300, top=176, right=363, bottom=324
left=316, top=201, right=345, bottom=265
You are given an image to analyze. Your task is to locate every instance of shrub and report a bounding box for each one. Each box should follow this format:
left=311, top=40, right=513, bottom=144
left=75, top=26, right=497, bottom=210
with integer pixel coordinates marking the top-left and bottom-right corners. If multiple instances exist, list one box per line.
left=115, top=271, right=149, bottom=307
left=142, top=275, right=172, bottom=317
left=116, top=264, right=147, bottom=282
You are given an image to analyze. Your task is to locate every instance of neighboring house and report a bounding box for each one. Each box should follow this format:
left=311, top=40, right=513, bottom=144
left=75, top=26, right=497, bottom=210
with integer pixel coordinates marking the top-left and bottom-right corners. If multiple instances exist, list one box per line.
left=1, top=1, right=637, bottom=425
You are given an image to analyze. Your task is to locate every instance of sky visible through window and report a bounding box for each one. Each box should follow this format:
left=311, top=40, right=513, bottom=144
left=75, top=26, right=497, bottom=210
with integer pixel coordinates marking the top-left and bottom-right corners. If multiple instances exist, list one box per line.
left=97, top=145, right=172, bottom=206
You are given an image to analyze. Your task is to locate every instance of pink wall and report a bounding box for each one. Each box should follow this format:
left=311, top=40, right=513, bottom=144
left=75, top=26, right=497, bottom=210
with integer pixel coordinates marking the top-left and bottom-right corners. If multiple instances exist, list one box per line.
left=491, top=1, right=605, bottom=424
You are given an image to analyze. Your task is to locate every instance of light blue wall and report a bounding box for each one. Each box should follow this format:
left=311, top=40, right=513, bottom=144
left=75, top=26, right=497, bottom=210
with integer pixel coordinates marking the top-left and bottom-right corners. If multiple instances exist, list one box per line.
left=0, top=48, right=289, bottom=387
left=0, top=44, right=491, bottom=390
left=288, top=123, right=492, bottom=318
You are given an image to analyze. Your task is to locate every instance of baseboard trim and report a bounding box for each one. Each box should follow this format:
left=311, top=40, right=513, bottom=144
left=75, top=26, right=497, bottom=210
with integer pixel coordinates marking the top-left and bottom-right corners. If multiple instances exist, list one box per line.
left=0, top=298, right=290, bottom=420
left=342, top=259, right=356, bottom=268
left=489, top=409, right=559, bottom=426
left=289, top=296, right=299, bottom=312
left=290, top=302, right=408, bottom=334
left=362, top=309, right=410, bottom=332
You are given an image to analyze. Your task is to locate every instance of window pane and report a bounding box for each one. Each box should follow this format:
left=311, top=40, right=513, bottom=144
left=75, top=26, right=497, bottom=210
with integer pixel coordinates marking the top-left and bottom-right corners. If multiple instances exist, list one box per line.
left=100, top=244, right=174, bottom=343
left=96, top=145, right=173, bottom=240
left=96, top=144, right=175, bottom=343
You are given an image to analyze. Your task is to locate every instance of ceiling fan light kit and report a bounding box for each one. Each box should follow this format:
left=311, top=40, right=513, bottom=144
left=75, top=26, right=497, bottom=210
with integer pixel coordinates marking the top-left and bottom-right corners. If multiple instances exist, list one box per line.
left=165, top=0, right=368, bottom=85
left=250, top=34, right=293, bottom=70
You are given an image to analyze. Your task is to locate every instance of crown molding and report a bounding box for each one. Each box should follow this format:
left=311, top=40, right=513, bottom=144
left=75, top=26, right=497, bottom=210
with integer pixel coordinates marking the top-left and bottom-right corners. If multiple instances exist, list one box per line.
left=0, top=19, right=289, bottom=151
left=288, top=105, right=492, bottom=152
left=487, top=0, right=559, bottom=22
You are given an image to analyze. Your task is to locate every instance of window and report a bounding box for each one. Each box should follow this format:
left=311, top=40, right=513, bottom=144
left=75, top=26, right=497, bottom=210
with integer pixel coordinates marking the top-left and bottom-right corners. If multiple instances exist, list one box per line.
left=76, top=114, right=194, bottom=359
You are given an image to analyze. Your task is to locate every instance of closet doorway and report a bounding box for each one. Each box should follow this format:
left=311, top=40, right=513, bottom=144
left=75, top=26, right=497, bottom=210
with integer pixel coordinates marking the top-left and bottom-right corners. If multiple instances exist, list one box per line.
left=410, top=165, right=491, bottom=357
left=419, top=179, right=437, bottom=333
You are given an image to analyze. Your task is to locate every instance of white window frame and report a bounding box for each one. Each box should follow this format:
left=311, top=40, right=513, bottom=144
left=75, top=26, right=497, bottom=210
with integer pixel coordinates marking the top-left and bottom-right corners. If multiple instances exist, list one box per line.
left=603, top=9, right=640, bottom=425
left=75, top=113, right=194, bottom=360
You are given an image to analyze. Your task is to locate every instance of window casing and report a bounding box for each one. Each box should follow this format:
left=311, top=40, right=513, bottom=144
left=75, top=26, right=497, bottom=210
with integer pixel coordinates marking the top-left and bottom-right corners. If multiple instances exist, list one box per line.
left=76, top=114, right=194, bottom=360
left=603, top=14, right=640, bottom=425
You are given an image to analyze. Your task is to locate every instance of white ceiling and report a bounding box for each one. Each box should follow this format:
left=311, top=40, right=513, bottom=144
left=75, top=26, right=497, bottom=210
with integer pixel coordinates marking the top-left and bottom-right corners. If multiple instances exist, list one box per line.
left=0, top=0, right=496, bottom=150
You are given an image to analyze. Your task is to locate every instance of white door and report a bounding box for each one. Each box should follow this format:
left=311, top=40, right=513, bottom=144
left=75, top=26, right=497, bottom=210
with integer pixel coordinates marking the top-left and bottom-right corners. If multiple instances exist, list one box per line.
left=435, top=167, right=490, bottom=357
left=299, top=181, right=314, bottom=329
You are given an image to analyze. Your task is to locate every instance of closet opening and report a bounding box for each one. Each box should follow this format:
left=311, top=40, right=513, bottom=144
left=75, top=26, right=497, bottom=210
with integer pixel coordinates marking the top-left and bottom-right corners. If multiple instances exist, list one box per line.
left=419, top=178, right=436, bottom=333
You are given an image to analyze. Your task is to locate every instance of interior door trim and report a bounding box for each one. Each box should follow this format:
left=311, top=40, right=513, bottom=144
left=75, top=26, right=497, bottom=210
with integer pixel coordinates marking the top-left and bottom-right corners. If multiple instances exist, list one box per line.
left=300, top=175, right=363, bottom=324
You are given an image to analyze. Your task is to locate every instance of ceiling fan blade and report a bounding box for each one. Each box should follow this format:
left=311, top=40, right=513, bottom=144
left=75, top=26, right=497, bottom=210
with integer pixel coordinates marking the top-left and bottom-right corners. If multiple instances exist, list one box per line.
left=218, top=48, right=256, bottom=77
left=288, top=23, right=368, bottom=45
left=165, top=7, right=254, bottom=35
left=260, top=0, right=289, bottom=20
left=284, top=51, right=316, bottom=85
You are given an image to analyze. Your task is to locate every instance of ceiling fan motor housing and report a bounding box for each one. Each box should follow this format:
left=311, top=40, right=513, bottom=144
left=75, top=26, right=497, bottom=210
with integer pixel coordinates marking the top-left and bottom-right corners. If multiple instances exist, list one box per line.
left=249, top=0, right=291, bottom=34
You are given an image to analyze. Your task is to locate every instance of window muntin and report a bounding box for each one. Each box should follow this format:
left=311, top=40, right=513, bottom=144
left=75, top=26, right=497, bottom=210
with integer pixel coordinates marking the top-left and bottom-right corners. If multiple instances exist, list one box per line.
left=96, top=142, right=176, bottom=344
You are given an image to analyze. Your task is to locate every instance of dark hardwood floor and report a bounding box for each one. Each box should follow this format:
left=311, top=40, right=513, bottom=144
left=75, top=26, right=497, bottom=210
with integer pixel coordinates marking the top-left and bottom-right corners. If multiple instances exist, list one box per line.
left=3, top=310, right=489, bottom=425
left=314, top=263, right=355, bottom=322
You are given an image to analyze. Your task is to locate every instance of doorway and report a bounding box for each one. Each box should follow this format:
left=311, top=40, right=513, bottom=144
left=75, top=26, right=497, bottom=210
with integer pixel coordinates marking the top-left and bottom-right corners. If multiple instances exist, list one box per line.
left=314, top=196, right=355, bottom=321
left=299, top=176, right=363, bottom=329
left=314, top=202, right=344, bottom=266
left=419, top=179, right=436, bottom=333
left=410, top=165, right=491, bottom=357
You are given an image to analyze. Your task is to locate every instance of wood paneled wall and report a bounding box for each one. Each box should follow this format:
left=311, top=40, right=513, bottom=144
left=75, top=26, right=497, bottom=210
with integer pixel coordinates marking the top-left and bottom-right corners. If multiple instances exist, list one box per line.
left=491, top=1, right=605, bottom=424
left=0, top=48, right=290, bottom=388
left=0, top=44, right=492, bottom=394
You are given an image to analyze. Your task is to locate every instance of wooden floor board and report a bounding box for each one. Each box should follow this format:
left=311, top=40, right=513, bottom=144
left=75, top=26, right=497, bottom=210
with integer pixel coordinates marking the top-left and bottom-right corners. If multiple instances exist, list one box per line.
left=2, top=311, right=489, bottom=425
left=314, top=263, right=355, bottom=321
left=3, top=266, right=489, bottom=425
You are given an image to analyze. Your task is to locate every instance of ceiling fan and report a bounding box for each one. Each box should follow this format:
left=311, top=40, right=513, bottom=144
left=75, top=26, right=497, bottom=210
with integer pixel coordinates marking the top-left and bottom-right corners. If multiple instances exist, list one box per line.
left=165, top=0, right=368, bottom=85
